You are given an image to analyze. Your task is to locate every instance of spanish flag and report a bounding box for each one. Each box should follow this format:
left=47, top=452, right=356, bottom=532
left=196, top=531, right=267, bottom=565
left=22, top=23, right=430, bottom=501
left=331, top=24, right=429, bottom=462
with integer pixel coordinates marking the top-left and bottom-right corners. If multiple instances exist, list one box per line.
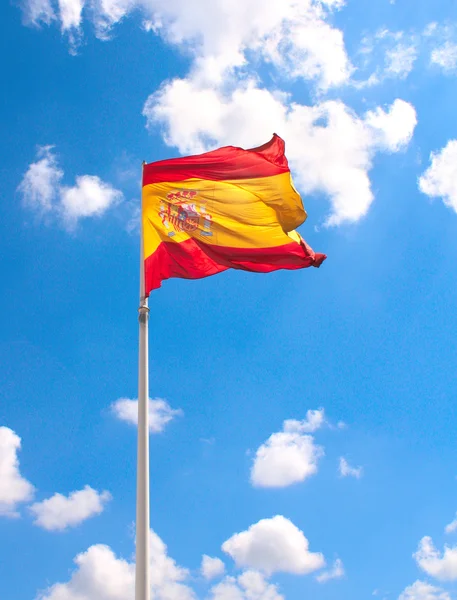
left=142, top=135, right=326, bottom=295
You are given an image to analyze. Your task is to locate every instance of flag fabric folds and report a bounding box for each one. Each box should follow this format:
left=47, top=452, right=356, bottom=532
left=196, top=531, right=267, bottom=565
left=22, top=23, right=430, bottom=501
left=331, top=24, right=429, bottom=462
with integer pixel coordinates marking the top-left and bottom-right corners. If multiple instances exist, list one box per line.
left=142, top=134, right=326, bottom=295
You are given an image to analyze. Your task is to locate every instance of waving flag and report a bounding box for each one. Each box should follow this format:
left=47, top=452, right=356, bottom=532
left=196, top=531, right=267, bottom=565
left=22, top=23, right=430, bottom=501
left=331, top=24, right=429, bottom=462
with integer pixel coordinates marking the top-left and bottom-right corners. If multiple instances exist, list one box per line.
left=142, top=134, right=326, bottom=295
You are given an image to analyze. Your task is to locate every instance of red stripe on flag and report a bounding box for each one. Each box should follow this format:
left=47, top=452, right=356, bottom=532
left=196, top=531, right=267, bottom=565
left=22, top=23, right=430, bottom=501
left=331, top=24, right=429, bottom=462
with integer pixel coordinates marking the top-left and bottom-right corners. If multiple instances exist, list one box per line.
left=143, top=135, right=290, bottom=186
left=144, top=238, right=326, bottom=294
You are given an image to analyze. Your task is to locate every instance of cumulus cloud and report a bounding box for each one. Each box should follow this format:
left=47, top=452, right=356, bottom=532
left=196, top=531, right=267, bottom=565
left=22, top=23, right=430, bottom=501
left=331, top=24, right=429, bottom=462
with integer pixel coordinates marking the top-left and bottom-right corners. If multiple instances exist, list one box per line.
left=257, top=1, right=352, bottom=91
left=315, top=558, right=345, bottom=583
left=37, top=523, right=319, bottom=599
left=37, top=530, right=195, bottom=600
left=210, top=570, right=283, bottom=600
left=60, top=176, right=123, bottom=227
left=146, top=78, right=416, bottom=226
left=0, top=427, right=35, bottom=517
left=19, top=0, right=351, bottom=91
left=37, top=544, right=134, bottom=600
left=201, top=555, right=225, bottom=580
left=419, top=140, right=457, bottom=213
left=398, top=580, right=451, bottom=600
left=30, top=486, right=111, bottom=531
left=251, top=429, right=323, bottom=488
left=414, top=536, right=457, bottom=581
left=250, top=408, right=344, bottom=488
left=111, top=397, right=183, bottom=433
left=18, top=146, right=123, bottom=228
left=222, top=515, right=325, bottom=576
left=18, top=2, right=418, bottom=229
left=338, top=457, right=363, bottom=479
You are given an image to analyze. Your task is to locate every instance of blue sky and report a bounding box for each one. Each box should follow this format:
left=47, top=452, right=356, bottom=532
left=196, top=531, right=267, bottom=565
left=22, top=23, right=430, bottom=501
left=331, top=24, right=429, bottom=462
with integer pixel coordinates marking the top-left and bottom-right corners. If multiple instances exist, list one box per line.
left=2, top=0, right=457, bottom=599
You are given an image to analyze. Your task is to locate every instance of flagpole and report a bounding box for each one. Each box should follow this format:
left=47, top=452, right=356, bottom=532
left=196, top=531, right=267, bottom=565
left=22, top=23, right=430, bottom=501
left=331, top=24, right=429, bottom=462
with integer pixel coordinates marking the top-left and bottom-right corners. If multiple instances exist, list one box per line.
left=136, top=162, right=150, bottom=600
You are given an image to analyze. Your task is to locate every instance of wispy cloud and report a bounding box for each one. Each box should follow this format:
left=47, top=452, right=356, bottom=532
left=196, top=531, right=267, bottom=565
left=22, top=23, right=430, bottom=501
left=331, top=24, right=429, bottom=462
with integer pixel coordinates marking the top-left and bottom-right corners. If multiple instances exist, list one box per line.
left=445, top=513, right=457, bottom=534
left=431, top=42, right=457, bottom=72
left=316, top=558, right=345, bottom=583
left=339, top=457, right=363, bottom=479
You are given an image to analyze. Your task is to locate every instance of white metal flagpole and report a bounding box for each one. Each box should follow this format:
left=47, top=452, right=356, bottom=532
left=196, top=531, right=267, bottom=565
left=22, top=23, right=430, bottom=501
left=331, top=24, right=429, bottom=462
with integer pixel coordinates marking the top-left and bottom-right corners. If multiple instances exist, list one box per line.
left=136, top=162, right=150, bottom=600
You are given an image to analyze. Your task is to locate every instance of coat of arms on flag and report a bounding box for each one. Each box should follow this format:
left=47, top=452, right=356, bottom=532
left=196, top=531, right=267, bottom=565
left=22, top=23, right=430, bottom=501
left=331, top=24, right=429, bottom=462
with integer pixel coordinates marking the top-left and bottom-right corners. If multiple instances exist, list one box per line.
left=159, top=190, right=213, bottom=237
left=142, top=134, right=326, bottom=293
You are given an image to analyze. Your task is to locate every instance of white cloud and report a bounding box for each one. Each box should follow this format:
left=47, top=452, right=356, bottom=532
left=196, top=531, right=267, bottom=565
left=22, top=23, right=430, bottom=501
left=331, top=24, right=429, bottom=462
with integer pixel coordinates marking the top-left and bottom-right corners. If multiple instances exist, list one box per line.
left=37, top=530, right=195, bottom=600
left=424, top=23, right=439, bottom=38
left=20, top=0, right=55, bottom=25
left=431, top=42, right=457, bottom=72
left=17, top=146, right=63, bottom=213
left=315, top=558, right=345, bottom=583
left=148, top=530, right=196, bottom=599
left=251, top=408, right=349, bottom=488
left=365, top=99, right=418, bottom=152
left=353, top=29, right=418, bottom=88
left=20, top=0, right=351, bottom=91
left=431, top=41, right=457, bottom=72
left=60, top=175, right=123, bottom=226
left=419, top=140, right=457, bottom=213
left=338, top=457, right=363, bottom=479
left=20, top=0, right=83, bottom=51
left=221, top=515, right=325, bottom=576
left=56, top=0, right=85, bottom=51
left=37, top=533, right=293, bottom=600
left=0, top=427, right=35, bottom=517
left=385, top=43, right=418, bottom=78
left=111, top=397, right=183, bottom=433
left=18, top=147, right=123, bottom=227
left=414, top=536, right=457, bottom=581
left=146, top=78, right=416, bottom=227
left=201, top=555, right=225, bottom=580
left=91, top=0, right=137, bottom=40
left=18, top=3, right=417, bottom=230
left=258, top=2, right=352, bottom=91
left=283, top=408, right=326, bottom=433
left=58, top=0, right=84, bottom=31
left=251, top=429, right=323, bottom=488
left=30, top=486, right=111, bottom=531
left=210, top=571, right=283, bottom=600
left=423, top=23, right=457, bottom=74
left=37, top=544, right=134, bottom=600
left=445, top=514, right=457, bottom=534
left=398, top=581, right=451, bottom=600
